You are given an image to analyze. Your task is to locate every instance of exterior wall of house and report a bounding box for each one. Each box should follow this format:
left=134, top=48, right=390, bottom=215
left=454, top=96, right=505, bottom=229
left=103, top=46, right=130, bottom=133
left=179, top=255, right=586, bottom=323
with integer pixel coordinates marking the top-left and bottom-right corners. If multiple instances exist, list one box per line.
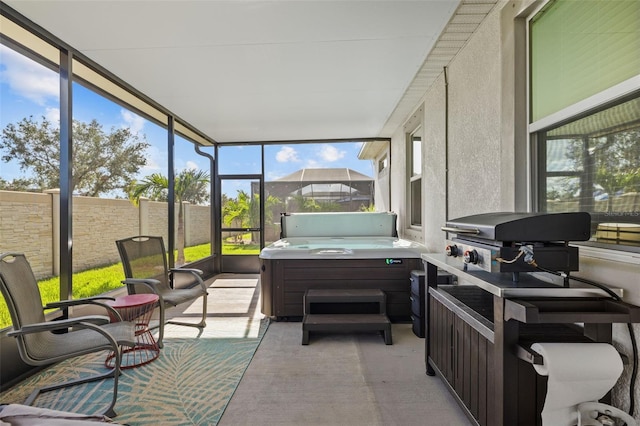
left=393, top=3, right=512, bottom=251
left=388, top=0, right=640, bottom=415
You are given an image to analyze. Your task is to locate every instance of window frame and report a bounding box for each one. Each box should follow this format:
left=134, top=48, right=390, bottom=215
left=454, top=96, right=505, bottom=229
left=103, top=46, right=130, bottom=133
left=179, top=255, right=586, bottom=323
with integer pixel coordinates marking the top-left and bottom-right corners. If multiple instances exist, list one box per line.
left=528, top=0, right=640, bottom=257
left=405, top=106, right=423, bottom=229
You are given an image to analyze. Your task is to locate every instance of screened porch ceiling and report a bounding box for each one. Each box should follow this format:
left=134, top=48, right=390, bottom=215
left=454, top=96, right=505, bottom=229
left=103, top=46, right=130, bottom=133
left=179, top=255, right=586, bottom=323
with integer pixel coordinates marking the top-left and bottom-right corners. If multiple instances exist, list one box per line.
left=3, top=0, right=497, bottom=145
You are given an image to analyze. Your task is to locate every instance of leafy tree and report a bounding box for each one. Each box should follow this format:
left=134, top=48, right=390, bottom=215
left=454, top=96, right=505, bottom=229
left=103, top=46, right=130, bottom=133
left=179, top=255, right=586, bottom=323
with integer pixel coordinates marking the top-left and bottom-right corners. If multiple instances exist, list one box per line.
left=222, top=190, right=281, bottom=244
left=565, top=129, right=640, bottom=211
left=222, top=190, right=251, bottom=242
left=0, top=177, right=39, bottom=192
left=360, top=203, right=376, bottom=212
left=287, top=193, right=321, bottom=212
left=0, top=116, right=149, bottom=196
left=128, top=169, right=210, bottom=265
left=593, top=132, right=640, bottom=211
left=248, top=193, right=280, bottom=243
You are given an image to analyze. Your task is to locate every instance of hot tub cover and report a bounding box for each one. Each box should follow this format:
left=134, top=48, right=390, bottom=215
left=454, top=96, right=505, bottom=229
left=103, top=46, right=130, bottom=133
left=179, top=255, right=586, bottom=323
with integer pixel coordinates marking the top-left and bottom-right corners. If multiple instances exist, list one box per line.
left=279, top=212, right=398, bottom=238
left=259, top=236, right=428, bottom=259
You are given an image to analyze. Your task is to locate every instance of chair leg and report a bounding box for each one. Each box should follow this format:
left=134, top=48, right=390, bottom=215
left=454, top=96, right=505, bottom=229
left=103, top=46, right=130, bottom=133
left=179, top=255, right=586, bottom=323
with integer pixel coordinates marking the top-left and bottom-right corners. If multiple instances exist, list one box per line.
left=166, top=294, right=208, bottom=330
left=157, top=303, right=166, bottom=349
left=198, top=293, right=207, bottom=328
left=23, top=348, right=123, bottom=418
left=160, top=294, right=207, bottom=347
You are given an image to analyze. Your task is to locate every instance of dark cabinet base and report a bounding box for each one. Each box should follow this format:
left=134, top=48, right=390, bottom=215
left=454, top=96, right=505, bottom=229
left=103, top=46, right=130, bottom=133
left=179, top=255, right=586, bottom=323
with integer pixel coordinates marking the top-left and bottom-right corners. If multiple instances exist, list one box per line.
left=411, top=270, right=453, bottom=338
left=429, top=293, right=495, bottom=425
left=261, top=257, right=421, bottom=320
left=410, top=270, right=425, bottom=337
left=423, top=257, right=638, bottom=426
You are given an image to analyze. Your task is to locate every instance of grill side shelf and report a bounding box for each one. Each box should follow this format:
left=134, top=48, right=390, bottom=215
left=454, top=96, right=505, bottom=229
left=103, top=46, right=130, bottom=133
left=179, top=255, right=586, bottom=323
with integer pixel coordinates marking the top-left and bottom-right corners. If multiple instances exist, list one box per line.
left=504, top=298, right=640, bottom=323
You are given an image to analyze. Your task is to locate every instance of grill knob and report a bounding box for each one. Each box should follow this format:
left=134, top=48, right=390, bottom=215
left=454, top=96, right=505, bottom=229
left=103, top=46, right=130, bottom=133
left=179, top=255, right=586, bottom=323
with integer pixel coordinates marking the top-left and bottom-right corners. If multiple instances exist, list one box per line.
left=463, top=249, right=478, bottom=264
left=445, top=244, right=459, bottom=257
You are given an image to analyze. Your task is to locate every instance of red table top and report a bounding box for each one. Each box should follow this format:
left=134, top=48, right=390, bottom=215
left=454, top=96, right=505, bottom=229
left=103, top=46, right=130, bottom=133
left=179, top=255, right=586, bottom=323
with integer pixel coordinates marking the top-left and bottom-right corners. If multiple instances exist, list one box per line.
left=107, top=293, right=159, bottom=309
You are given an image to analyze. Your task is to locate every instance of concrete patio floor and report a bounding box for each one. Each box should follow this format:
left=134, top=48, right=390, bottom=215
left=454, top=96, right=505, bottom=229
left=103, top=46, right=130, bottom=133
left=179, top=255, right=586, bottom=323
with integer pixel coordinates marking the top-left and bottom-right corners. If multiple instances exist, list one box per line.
left=164, top=273, right=471, bottom=425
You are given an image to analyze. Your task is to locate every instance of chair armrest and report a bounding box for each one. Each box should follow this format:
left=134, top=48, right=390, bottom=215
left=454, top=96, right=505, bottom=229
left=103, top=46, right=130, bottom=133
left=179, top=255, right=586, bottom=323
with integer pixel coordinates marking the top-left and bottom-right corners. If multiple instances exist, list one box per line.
left=170, top=267, right=203, bottom=276
left=121, top=278, right=166, bottom=307
left=45, top=297, right=123, bottom=321
left=121, top=278, right=162, bottom=293
left=7, top=315, right=111, bottom=336
left=46, top=296, right=115, bottom=309
left=9, top=317, right=134, bottom=350
left=170, top=268, right=207, bottom=291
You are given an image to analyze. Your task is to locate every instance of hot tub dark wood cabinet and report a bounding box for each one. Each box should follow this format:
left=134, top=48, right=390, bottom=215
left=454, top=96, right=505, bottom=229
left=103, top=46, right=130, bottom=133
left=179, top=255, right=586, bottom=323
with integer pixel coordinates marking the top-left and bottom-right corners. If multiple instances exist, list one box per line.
left=423, top=254, right=640, bottom=426
left=260, top=257, right=421, bottom=320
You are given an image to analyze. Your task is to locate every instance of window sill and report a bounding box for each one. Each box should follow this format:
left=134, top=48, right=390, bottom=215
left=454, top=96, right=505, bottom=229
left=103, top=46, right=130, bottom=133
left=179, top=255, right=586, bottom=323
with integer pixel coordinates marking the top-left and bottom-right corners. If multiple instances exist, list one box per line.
left=574, top=244, right=640, bottom=265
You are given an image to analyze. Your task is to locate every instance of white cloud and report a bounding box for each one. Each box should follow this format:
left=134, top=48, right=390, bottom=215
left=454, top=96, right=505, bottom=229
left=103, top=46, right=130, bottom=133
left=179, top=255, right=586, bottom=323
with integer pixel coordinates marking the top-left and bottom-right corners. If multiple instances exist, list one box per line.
left=120, top=109, right=145, bottom=135
left=140, top=145, right=164, bottom=174
left=276, top=146, right=300, bottom=163
left=317, top=144, right=345, bottom=162
left=185, top=160, right=199, bottom=170
left=266, top=171, right=285, bottom=181
left=305, top=159, right=321, bottom=168
left=45, top=107, right=60, bottom=124
left=0, top=45, right=58, bottom=106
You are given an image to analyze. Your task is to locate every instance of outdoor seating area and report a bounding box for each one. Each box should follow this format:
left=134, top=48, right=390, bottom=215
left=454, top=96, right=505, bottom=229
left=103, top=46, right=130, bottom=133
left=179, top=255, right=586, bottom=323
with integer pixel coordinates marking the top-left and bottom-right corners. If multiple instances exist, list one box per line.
left=0, top=253, right=136, bottom=418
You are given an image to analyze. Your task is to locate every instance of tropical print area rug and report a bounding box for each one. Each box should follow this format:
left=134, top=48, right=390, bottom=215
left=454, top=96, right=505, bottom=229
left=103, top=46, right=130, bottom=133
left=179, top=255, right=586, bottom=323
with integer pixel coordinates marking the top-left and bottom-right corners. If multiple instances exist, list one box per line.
left=0, top=318, right=270, bottom=425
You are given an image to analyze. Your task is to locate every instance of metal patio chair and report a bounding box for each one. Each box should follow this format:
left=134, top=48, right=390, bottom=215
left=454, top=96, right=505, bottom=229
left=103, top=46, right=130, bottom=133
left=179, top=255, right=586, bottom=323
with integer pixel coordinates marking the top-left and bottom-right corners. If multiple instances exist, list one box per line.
left=115, top=236, right=208, bottom=348
left=0, top=253, right=135, bottom=418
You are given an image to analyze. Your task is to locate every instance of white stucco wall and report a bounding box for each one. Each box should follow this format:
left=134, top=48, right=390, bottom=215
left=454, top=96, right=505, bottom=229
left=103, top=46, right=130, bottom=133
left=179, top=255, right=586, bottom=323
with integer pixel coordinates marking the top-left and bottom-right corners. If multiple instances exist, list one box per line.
left=388, top=0, right=640, bottom=419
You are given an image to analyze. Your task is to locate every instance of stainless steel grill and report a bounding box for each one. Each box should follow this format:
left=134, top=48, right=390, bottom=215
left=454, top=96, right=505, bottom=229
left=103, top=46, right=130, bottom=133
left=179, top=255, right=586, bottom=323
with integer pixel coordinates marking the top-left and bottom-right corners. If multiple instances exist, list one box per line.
left=441, top=212, right=591, bottom=278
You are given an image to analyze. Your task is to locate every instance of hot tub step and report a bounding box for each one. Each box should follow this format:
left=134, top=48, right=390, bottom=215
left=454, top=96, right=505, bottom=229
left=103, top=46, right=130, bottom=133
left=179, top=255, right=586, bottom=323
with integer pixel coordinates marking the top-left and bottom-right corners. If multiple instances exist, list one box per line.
left=302, top=314, right=392, bottom=345
left=302, top=289, right=392, bottom=345
left=304, top=288, right=387, bottom=314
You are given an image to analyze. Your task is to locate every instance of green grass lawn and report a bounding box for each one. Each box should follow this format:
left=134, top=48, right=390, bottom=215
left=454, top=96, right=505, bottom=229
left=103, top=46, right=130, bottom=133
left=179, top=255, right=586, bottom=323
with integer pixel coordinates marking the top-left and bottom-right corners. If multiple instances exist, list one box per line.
left=0, top=243, right=254, bottom=329
left=222, top=243, right=260, bottom=255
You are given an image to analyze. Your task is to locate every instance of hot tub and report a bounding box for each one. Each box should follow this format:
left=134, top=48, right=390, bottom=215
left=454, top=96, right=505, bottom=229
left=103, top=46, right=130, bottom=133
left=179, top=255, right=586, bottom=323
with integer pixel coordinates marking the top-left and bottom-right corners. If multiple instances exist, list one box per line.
left=259, top=212, right=427, bottom=320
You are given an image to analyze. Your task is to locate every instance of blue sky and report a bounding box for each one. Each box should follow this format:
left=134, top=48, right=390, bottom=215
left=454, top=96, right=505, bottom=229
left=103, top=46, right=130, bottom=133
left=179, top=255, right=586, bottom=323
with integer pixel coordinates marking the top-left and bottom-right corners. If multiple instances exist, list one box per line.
left=0, top=44, right=374, bottom=197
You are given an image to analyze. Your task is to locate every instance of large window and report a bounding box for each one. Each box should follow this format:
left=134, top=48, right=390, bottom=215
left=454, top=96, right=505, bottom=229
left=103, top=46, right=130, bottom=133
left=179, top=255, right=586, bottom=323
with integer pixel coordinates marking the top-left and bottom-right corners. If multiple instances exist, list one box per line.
left=172, top=135, right=211, bottom=265
left=0, top=42, right=60, bottom=328
left=263, top=142, right=375, bottom=245
left=536, top=95, right=640, bottom=249
left=531, top=0, right=640, bottom=251
left=0, top=13, right=215, bottom=331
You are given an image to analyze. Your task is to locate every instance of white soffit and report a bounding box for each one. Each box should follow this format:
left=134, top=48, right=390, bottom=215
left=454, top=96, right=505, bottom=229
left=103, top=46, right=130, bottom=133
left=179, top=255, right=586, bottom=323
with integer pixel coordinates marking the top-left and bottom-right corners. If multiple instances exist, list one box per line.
left=380, top=0, right=498, bottom=137
left=4, top=0, right=494, bottom=143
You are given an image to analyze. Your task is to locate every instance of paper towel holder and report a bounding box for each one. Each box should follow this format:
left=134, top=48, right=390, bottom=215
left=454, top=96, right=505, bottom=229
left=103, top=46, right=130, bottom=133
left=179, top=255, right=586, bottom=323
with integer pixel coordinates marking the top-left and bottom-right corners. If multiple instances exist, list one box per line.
left=577, top=402, right=636, bottom=426
left=515, top=344, right=629, bottom=366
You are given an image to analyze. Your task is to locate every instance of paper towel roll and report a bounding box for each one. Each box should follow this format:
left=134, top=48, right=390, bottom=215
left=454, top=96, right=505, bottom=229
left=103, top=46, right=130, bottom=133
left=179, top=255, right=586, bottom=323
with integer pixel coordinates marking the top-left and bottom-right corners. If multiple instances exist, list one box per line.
left=530, top=342, right=623, bottom=426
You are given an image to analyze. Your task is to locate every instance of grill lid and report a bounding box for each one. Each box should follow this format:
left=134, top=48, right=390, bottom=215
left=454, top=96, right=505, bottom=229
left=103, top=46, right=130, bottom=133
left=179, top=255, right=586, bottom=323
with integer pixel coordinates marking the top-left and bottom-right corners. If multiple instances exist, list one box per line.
left=443, top=212, right=592, bottom=242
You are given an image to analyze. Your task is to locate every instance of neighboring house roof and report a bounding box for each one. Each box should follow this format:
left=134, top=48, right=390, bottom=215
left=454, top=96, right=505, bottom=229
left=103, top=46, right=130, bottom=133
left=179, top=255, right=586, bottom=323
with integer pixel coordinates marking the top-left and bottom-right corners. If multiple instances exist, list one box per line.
left=274, top=168, right=372, bottom=182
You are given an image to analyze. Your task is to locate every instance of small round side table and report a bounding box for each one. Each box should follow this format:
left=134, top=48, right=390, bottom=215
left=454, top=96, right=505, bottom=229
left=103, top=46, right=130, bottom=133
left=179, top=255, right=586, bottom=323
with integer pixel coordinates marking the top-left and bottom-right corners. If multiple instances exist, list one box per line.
left=105, top=293, right=160, bottom=369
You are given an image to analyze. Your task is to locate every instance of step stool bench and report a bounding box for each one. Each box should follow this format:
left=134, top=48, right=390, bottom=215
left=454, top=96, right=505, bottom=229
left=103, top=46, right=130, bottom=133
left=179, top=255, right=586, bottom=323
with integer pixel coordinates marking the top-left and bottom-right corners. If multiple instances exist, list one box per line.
left=302, top=289, right=392, bottom=345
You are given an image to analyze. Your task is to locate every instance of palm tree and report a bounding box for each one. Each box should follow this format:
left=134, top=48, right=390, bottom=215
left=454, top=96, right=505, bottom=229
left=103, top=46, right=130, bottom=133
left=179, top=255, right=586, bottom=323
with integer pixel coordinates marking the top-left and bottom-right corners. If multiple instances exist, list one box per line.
left=248, top=193, right=281, bottom=243
left=128, top=169, right=210, bottom=265
left=222, top=190, right=251, bottom=243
